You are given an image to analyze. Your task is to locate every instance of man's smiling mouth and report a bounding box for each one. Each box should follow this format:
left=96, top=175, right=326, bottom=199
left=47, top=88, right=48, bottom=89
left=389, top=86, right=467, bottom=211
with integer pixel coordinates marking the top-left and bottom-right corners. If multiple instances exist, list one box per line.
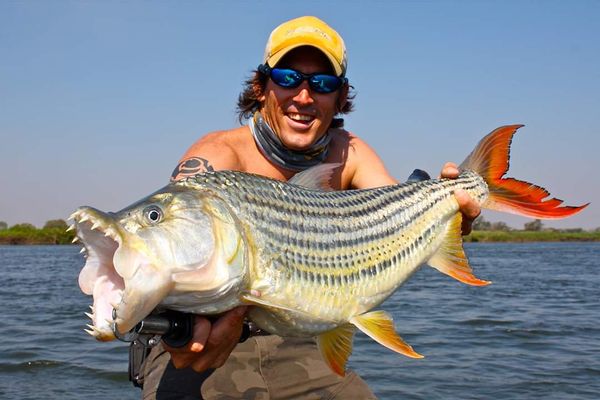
left=287, top=113, right=315, bottom=123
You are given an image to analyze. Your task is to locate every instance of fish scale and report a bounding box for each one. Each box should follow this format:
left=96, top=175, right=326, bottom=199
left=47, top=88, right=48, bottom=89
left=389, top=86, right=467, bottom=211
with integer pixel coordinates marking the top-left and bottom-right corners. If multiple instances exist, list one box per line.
left=181, top=170, right=487, bottom=324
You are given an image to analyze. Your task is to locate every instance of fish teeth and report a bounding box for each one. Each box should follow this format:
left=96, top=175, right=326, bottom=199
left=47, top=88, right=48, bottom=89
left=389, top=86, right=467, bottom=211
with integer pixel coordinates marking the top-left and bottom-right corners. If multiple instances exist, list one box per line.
left=66, top=224, right=75, bottom=232
left=79, top=247, right=86, bottom=254
left=105, top=227, right=118, bottom=239
left=85, top=312, right=94, bottom=320
left=79, top=216, right=90, bottom=223
left=91, top=222, right=101, bottom=230
left=87, top=324, right=105, bottom=335
left=71, top=236, right=79, bottom=243
left=84, top=329, right=96, bottom=337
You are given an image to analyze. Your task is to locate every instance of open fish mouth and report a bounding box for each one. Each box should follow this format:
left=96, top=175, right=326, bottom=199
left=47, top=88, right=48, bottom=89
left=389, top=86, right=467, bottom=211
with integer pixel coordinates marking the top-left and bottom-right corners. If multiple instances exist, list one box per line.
left=72, top=206, right=175, bottom=340
left=71, top=207, right=125, bottom=341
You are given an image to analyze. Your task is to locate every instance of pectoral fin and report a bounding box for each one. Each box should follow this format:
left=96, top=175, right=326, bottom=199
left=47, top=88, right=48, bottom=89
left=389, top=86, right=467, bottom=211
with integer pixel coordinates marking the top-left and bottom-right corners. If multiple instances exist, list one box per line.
left=428, top=213, right=491, bottom=286
left=350, top=310, right=423, bottom=359
left=241, top=293, right=308, bottom=316
left=316, top=324, right=356, bottom=376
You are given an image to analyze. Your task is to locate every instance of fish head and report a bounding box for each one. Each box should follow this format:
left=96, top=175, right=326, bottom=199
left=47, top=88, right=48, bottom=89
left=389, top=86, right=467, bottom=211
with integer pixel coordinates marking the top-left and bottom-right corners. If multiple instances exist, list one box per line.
left=72, top=184, right=246, bottom=340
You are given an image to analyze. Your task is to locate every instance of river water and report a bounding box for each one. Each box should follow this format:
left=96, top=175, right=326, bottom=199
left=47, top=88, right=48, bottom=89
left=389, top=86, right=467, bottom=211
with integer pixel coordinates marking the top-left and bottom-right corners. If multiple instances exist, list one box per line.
left=1, top=243, right=598, bottom=399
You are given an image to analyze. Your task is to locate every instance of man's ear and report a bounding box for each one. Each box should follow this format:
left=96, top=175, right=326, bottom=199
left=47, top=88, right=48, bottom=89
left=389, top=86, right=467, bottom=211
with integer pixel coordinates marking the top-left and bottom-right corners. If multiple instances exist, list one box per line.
left=337, top=84, right=349, bottom=112
left=255, top=84, right=266, bottom=102
left=253, top=71, right=267, bottom=102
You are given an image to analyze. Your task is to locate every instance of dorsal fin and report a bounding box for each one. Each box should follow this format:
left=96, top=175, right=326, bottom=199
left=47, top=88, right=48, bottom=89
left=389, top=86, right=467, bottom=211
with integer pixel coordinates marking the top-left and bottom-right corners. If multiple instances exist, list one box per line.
left=288, top=163, right=342, bottom=191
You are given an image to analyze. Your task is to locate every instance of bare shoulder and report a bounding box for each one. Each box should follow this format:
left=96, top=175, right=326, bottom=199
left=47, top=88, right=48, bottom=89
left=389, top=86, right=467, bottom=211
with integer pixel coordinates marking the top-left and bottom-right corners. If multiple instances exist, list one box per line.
left=329, top=129, right=378, bottom=158
left=329, top=129, right=397, bottom=189
left=170, top=126, right=250, bottom=181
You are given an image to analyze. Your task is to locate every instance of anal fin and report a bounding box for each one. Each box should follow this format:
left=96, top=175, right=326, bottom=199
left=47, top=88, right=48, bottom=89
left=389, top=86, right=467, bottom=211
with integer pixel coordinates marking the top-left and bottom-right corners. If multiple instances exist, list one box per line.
left=350, top=310, right=423, bottom=359
left=316, top=324, right=355, bottom=376
left=428, top=213, right=491, bottom=286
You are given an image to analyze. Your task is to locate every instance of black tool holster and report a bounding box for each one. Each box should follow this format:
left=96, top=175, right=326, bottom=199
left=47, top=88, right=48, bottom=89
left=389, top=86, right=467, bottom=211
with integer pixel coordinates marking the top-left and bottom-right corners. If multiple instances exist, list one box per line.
left=129, top=339, right=151, bottom=388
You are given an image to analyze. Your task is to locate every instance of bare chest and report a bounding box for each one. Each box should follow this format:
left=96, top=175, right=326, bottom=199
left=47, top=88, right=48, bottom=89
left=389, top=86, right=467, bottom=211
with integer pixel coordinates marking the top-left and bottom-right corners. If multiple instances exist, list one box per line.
left=238, top=137, right=351, bottom=190
left=233, top=131, right=353, bottom=190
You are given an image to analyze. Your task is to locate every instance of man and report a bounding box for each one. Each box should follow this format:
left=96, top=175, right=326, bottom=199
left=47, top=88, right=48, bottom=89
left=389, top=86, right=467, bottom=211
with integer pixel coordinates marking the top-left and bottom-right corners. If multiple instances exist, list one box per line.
left=141, top=16, right=480, bottom=399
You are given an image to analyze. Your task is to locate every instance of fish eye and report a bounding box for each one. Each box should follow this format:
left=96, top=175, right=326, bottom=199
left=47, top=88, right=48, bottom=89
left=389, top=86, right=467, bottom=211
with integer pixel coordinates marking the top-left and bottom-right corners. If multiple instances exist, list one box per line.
left=143, top=206, right=163, bottom=224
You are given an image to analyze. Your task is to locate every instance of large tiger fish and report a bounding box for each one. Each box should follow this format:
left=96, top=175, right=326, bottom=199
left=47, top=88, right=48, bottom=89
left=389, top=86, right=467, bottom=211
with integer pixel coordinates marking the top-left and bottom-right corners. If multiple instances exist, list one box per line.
left=72, top=125, right=586, bottom=375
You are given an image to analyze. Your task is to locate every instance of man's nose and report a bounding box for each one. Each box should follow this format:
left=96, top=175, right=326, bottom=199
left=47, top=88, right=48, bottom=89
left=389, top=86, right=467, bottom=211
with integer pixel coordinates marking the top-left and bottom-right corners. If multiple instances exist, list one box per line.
left=292, top=84, right=315, bottom=105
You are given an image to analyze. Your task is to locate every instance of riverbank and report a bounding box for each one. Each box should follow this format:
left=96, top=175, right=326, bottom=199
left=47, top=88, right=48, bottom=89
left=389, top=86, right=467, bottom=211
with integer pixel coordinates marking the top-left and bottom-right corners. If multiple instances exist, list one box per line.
left=465, top=230, right=600, bottom=242
left=0, top=227, right=74, bottom=245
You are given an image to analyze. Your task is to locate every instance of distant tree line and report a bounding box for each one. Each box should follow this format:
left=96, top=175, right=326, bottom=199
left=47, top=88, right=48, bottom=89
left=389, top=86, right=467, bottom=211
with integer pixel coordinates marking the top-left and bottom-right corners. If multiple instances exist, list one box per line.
left=472, top=217, right=512, bottom=231
left=472, top=216, right=597, bottom=233
left=0, top=219, right=75, bottom=245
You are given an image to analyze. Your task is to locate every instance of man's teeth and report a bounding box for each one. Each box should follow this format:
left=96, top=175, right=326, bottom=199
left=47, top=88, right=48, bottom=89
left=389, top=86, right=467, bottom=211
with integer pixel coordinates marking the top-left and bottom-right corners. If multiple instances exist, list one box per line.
left=288, top=113, right=313, bottom=122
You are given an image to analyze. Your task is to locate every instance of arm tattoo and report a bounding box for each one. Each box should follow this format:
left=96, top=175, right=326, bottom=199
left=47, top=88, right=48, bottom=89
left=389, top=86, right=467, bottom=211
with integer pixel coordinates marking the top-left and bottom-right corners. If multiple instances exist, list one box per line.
left=170, top=157, right=215, bottom=181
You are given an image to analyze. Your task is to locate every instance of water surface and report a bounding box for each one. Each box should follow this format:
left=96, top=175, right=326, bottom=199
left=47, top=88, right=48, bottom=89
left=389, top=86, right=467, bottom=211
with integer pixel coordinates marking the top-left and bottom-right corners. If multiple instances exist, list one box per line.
left=0, top=243, right=598, bottom=399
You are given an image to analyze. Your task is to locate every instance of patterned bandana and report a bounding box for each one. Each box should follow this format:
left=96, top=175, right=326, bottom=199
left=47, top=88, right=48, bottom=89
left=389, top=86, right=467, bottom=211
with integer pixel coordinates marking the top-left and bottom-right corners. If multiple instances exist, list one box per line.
left=249, top=112, right=332, bottom=172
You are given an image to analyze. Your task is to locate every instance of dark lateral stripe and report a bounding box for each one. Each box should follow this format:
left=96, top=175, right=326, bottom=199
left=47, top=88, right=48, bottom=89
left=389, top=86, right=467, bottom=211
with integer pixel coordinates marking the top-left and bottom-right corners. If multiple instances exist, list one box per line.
left=245, top=176, right=482, bottom=220
left=252, top=184, right=454, bottom=245
left=185, top=170, right=485, bottom=286
left=189, top=170, right=482, bottom=222
left=246, top=178, right=482, bottom=252
left=247, top=181, right=442, bottom=223
left=276, top=220, right=441, bottom=285
left=187, top=173, right=483, bottom=248
left=244, top=186, right=414, bottom=219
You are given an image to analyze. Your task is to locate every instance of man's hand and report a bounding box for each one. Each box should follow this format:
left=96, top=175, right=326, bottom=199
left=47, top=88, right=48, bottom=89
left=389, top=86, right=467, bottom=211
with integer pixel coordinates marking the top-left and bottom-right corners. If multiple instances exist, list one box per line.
left=164, top=306, right=248, bottom=372
left=440, top=162, right=481, bottom=235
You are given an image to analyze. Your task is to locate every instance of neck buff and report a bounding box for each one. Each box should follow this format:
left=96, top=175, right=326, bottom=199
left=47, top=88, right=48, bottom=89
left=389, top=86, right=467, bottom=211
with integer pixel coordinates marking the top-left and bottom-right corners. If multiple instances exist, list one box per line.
left=249, top=112, right=332, bottom=172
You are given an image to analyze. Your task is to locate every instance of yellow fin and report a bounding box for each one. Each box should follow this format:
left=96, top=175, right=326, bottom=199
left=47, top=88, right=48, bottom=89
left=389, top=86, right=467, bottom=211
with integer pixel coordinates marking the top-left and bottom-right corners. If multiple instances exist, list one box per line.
left=350, top=310, right=423, bottom=359
left=316, top=324, right=355, bottom=377
left=428, top=213, right=491, bottom=286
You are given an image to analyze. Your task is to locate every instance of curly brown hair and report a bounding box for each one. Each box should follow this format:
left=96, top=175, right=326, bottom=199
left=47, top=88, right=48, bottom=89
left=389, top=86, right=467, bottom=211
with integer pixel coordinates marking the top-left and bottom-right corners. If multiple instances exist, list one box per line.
left=236, top=70, right=355, bottom=129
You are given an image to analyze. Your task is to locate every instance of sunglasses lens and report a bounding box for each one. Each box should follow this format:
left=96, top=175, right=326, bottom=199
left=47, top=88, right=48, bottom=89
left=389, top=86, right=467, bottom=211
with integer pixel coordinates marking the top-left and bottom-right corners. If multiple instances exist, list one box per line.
left=270, top=69, right=302, bottom=88
left=269, top=68, right=344, bottom=93
left=309, top=75, right=343, bottom=93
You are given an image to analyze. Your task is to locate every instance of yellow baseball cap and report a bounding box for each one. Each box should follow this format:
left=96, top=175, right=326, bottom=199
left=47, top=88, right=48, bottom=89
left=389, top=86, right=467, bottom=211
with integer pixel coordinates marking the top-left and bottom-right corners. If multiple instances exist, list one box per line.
left=263, top=16, right=347, bottom=76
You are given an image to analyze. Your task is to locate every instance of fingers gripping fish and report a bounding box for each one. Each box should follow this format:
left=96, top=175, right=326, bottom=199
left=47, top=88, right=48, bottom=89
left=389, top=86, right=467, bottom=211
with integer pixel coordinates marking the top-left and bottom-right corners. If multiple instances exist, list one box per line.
left=72, top=125, right=587, bottom=375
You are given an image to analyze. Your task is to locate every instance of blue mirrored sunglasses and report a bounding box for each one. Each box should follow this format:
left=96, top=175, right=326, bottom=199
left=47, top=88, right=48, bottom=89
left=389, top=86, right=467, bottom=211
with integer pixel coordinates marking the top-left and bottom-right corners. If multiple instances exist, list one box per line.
left=258, top=64, right=347, bottom=94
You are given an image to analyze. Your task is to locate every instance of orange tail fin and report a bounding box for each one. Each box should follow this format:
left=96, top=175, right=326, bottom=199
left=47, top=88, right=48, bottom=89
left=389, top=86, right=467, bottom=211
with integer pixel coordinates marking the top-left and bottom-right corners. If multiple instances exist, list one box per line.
left=460, top=125, right=588, bottom=219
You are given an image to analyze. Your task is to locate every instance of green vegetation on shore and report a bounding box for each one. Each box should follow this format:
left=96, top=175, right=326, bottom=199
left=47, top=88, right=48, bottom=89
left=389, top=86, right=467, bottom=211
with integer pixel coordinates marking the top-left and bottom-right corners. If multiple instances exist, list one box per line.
left=0, top=220, right=75, bottom=245
left=0, top=218, right=598, bottom=245
left=465, top=216, right=600, bottom=242
left=465, top=229, right=600, bottom=242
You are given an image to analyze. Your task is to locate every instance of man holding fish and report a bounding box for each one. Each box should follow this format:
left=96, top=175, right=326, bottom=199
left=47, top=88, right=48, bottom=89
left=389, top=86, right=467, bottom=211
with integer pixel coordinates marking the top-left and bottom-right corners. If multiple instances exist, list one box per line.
left=141, top=16, right=480, bottom=399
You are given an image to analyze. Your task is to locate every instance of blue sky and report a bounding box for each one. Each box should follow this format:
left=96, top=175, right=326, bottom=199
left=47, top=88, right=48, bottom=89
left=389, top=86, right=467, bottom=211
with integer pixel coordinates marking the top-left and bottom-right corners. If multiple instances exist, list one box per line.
left=1, top=1, right=598, bottom=229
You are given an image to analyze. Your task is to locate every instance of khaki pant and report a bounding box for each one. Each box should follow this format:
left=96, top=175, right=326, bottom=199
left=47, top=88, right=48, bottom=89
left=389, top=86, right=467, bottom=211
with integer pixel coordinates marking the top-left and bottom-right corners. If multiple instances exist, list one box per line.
left=141, top=335, right=377, bottom=400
